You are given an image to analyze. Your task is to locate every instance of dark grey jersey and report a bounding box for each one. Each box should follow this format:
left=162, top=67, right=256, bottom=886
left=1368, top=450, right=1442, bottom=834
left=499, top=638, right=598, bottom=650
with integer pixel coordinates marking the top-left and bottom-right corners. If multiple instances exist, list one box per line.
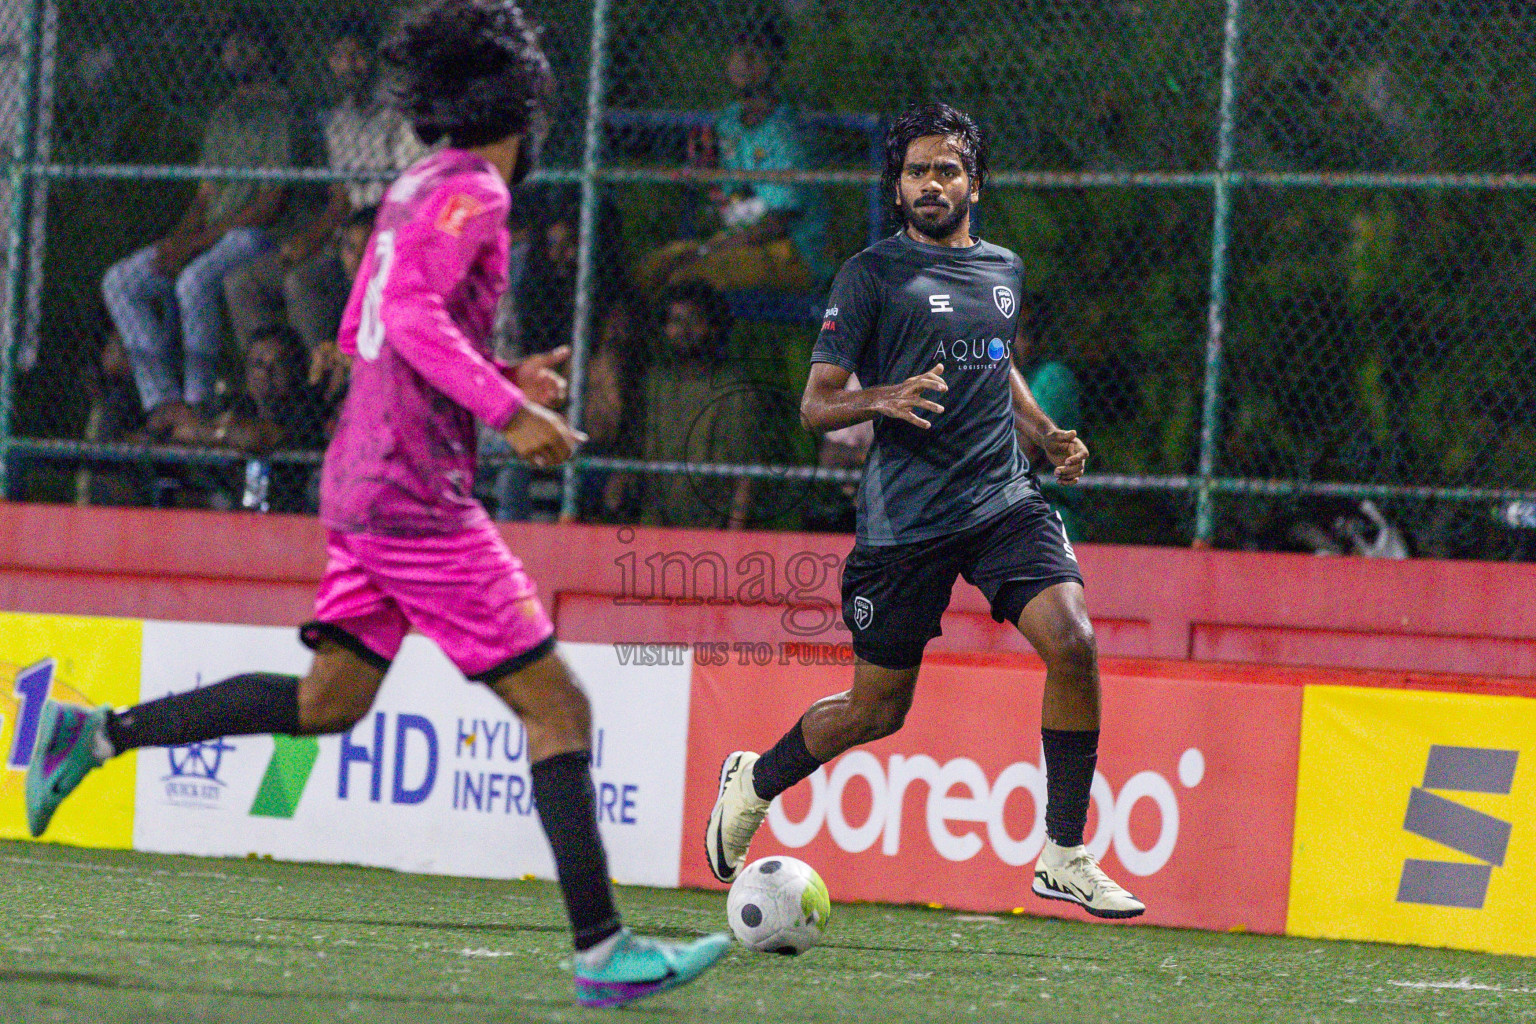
left=812, top=231, right=1032, bottom=546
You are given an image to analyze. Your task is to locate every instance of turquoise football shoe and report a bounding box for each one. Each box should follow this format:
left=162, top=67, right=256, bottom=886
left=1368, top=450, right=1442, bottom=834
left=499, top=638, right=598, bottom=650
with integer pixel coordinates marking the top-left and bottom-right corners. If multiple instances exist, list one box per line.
left=571, top=928, right=731, bottom=1008
left=26, top=702, right=110, bottom=838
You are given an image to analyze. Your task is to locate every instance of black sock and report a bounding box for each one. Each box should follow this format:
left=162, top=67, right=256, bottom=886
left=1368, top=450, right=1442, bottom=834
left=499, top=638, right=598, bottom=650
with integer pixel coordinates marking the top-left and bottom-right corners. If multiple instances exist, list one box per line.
left=530, top=751, right=623, bottom=950
left=752, top=718, right=824, bottom=802
left=105, top=673, right=300, bottom=752
left=1042, top=727, right=1099, bottom=848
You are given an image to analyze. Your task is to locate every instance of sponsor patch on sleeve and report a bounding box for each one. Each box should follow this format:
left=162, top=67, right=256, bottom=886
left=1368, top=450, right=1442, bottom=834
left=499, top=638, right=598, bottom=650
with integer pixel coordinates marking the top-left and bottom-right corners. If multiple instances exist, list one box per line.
left=821, top=307, right=838, bottom=332
left=435, top=193, right=485, bottom=237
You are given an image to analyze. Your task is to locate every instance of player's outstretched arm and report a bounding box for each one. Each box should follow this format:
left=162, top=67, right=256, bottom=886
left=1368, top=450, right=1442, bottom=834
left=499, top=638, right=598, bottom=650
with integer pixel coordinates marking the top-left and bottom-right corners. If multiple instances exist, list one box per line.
left=800, top=361, right=948, bottom=434
left=1009, top=366, right=1088, bottom=483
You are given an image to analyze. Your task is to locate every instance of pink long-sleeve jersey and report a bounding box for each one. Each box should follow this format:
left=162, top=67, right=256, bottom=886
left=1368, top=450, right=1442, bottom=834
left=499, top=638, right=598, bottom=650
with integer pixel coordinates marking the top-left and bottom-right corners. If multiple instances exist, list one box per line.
left=320, top=149, right=526, bottom=536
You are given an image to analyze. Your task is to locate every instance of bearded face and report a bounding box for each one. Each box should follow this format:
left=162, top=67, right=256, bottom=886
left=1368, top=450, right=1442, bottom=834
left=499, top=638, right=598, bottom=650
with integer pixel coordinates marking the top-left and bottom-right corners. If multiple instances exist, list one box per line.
left=894, top=134, right=977, bottom=244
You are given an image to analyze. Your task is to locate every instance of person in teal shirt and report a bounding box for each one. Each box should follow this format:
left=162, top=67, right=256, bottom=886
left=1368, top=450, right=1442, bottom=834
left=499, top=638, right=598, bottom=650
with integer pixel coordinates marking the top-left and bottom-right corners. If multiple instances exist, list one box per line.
left=1015, top=329, right=1086, bottom=541
left=635, top=22, right=828, bottom=293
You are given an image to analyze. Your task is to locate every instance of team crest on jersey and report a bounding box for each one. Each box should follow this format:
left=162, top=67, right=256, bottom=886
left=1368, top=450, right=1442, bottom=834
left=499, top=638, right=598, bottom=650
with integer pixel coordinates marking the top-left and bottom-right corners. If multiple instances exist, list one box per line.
left=436, top=193, right=484, bottom=236
left=852, top=595, right=874, bottom=631
left=993, top=285, right=1016, bottom=318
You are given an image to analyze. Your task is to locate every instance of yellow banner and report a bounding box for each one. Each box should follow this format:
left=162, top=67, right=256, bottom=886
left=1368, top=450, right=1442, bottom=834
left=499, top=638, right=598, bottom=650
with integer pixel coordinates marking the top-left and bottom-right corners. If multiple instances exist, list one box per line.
left=0, top=612, right=141, bottom=848
left=1289, top=685, right=1536, bottom=956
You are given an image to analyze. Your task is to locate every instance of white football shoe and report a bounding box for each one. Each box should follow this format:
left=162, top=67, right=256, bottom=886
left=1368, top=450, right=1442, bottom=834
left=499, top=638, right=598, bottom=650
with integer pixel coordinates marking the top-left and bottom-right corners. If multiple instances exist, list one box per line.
left=1032, top=839, right=1146, bottom=919
left=705, top=751, right=769, bottom=883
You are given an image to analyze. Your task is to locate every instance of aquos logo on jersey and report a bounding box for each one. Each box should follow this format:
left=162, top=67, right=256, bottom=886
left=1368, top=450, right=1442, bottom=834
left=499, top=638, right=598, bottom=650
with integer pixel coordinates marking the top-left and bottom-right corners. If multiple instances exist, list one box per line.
left=935, top=336, right=1010, bottom=371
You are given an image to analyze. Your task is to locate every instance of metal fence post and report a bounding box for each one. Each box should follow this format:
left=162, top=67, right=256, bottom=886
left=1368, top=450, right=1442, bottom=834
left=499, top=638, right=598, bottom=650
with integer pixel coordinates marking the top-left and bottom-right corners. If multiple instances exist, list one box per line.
left=1193, top=0, right=1244, bottom=544
left=559, top=0, right=614, bottom=521
left=0, top=0, right=45, bottom=498
left=19, top=0, right=55, bottom=375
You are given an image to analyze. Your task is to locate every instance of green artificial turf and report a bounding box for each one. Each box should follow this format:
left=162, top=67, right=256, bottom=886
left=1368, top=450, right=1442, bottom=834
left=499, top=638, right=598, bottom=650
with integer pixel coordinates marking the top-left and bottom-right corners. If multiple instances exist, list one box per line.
left=0, top=841, right=1532, bottom=1023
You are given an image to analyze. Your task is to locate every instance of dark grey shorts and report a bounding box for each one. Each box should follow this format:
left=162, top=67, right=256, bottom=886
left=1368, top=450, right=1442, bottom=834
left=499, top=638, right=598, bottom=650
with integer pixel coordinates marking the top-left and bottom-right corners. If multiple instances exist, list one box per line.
left=840, top=489, right=1084, bottom=669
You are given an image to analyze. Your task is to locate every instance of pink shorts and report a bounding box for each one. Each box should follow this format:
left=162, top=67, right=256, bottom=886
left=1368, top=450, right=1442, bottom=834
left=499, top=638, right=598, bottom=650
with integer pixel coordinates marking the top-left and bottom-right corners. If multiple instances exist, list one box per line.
left=302, top=522, right=556, bottom=681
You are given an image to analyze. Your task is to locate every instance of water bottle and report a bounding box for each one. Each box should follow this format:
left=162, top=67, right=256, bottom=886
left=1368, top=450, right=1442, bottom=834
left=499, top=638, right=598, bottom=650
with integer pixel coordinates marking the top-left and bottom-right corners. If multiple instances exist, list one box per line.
left=1497, top=500, right=1536, bottom=529
left=242, top=458, right=271, bottom=512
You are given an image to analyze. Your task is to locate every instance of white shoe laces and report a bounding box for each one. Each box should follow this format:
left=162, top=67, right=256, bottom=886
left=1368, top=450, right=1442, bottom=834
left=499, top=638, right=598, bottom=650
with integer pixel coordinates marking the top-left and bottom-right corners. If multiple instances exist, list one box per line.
left=1065, top=850, right=1130, bottom=897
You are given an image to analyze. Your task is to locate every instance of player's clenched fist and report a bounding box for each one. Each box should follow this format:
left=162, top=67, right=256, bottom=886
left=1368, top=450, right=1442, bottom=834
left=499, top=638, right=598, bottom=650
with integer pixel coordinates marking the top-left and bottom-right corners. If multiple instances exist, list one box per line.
left=876, top=362, right=949, bottom=429
left=504, top=403, right=588, bottom=468
left=1043, top=427, right=1089, bottom=483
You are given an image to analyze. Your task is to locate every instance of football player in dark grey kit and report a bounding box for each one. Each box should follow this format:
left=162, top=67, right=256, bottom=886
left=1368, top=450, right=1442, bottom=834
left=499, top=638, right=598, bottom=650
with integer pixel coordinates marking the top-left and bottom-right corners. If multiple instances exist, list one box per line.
left=707, top=103, right=1143, bottom=919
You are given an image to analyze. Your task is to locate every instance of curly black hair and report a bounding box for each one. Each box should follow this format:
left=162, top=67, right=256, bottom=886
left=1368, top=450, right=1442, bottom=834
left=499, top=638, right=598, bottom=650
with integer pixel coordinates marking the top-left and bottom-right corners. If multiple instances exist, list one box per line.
left=382, top=0, right=552, bottom=149
left=880, top=102, right=988, bottom=211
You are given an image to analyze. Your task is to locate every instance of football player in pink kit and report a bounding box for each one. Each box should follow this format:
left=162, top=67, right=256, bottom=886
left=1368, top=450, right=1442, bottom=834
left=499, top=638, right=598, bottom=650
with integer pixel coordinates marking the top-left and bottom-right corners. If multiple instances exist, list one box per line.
left=25, top=0, right=730, bottom=1008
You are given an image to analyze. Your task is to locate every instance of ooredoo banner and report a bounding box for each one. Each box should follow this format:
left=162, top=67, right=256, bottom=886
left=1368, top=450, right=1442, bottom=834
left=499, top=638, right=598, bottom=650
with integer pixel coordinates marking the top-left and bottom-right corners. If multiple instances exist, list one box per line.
left=679, top=655, right=1302, bottom=933
left=1289, top=685, right=1536, bottom=956
left=132, top=623, right=694, bottom=887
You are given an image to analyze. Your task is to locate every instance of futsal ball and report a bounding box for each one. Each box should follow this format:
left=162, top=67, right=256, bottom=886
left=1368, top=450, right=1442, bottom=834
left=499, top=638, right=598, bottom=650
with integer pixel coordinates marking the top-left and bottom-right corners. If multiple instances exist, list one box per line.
left=726, top=856, right=832, bottom=955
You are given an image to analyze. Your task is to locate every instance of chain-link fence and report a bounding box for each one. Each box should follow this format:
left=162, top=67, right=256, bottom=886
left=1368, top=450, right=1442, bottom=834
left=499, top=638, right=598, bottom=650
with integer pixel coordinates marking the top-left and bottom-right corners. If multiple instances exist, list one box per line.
left=6, top=0, right=1536, bottom=559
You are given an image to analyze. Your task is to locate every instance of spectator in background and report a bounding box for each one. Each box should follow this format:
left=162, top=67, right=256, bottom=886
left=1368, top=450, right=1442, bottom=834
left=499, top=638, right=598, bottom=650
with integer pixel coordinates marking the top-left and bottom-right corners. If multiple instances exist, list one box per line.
left=477, top=196, right=622, bottom=522
left=803, top=374, right=873, bottom=533
left=102, top=12, right=304, bottom=441
left=306, top=203, right=378, bottom=405
left=1013, top=323, right=1085, bottom=540
left=515, top=194, right=624, bottom=356
left=175, top=325, right=327, bottom=513
left=76, top=333, right=152, bottom=508
left=489, top=195, right=535, bottom=361
left=184, top=325, right=324, bottom=453
left=576, top=295, right=643, bottom=522
left=224, top=19, right=425, bottom=360
left=616, top=282, right=760, bottom=529
left=482, top=293, right=641, bottom=524
left=634, top=21, right=828, bottom=293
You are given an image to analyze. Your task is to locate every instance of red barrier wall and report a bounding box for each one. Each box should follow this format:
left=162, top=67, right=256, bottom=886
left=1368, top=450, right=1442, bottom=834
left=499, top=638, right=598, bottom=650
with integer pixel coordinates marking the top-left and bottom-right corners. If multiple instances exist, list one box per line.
left=5, top=501, right=1536, bottom=683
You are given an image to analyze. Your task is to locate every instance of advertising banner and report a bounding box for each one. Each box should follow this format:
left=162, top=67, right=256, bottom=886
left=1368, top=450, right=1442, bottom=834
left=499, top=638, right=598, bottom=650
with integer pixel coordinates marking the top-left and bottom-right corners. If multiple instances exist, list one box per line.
left=0, top=611, right=140, bottom=848
left=680, top=655, right=1302, bottom=932
left=1289, top=685, right=1536, bottom=956
left=132, top=623, right=692, bottom=887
